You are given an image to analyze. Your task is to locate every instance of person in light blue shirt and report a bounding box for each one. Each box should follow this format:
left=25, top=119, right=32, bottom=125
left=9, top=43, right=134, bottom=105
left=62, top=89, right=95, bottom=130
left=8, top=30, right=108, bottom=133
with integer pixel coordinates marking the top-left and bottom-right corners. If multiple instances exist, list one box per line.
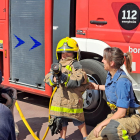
left=86, top=47, right=140, bottom=140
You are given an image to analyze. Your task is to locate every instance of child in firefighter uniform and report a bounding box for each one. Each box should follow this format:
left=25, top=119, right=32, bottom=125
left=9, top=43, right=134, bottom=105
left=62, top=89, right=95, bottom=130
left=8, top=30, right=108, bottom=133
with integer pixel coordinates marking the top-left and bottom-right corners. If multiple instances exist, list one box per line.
left=87, top=47, right=140, bottom=140
left=44, top=37, right=89, bottom=140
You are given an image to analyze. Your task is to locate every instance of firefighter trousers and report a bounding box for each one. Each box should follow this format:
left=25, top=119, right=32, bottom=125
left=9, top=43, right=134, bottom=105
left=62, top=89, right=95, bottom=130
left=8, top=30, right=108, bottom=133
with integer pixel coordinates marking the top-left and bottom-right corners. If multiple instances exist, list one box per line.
left=86, top=113, right=140, bottom=140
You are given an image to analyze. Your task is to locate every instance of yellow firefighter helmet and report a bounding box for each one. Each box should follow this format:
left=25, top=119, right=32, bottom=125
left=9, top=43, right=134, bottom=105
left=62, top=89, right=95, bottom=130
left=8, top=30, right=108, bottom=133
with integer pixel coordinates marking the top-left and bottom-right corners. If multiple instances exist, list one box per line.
left=56, top=37, right=80, bottom=61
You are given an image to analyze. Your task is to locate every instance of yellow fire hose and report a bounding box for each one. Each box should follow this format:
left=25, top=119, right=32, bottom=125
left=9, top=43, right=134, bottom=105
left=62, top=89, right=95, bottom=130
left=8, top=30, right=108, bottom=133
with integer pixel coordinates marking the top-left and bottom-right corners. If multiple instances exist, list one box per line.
left=15, top=87, right=57, bottom=140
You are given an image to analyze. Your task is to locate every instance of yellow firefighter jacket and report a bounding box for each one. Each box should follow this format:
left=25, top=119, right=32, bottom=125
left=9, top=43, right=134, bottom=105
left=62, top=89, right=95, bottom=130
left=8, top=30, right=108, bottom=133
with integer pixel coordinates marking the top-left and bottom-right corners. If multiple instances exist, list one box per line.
left=44, top=57, right=89, bottom=122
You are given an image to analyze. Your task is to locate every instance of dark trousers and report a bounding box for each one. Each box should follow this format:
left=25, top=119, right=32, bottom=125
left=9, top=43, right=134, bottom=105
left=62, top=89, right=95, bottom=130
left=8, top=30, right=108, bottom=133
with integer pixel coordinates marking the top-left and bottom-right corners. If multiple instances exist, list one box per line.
left=0, top=103, right=16, bottom=140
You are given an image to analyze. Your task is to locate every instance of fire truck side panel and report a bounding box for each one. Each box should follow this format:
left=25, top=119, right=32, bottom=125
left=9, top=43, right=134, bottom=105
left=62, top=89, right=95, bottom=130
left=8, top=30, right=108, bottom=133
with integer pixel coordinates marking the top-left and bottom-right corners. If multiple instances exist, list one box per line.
left=0, top=0, right=6, bottom=20
left=10, top=0, right=45, bottom=88
left=0, top=0, right=54, bottom=97
left=76, top=0, right=88, bottom=38
left=1, top=0, right=10, bottom=85
left=44, top=0, right=53, bottom=97
left=0, top=1, right=6, bottom=78
left=53, top=0, right=71, bottom=63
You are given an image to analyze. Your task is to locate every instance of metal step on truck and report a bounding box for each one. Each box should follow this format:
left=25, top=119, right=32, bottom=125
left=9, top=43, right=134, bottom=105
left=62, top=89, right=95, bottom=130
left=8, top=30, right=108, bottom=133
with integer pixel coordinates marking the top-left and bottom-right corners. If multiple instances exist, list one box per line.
left=1, top=0, right=140, bottom=131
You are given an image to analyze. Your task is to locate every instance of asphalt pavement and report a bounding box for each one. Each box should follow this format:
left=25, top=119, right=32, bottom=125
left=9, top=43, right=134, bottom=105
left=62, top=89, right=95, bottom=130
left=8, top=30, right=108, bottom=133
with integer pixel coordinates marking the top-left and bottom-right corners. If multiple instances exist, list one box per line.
left=14, top=92, right=94, bottom=140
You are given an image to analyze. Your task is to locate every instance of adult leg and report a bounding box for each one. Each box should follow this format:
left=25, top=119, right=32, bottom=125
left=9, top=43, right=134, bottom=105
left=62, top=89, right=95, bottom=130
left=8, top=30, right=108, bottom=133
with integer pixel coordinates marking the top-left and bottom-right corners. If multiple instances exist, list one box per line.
left=0, top=103, right=16, bottom=140
left=87, top=118, right=131, bottom=140
left=86, top=114, right=113, bottom=140
left=116, top=114, right=140, bottom=139
left=100, top=120, right=122, bottom=140
left=86, top=127, right=108, bottom=140
left=100, top=114, right=140, bottom=140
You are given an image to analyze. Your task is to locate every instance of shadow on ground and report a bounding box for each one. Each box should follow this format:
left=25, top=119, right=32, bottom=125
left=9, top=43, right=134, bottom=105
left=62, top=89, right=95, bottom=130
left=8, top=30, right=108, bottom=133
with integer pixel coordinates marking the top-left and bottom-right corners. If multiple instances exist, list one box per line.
left=17, top=117, right=48, bottom=140
left=53, top=125, right=94, bottom=140
left=17, top=92, right=50, bottom=108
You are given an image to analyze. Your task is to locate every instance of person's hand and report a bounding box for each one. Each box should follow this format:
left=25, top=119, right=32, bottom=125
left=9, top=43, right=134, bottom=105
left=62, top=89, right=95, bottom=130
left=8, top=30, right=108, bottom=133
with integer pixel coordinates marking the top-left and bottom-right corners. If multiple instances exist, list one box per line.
left=1, top=88, right=17, bottom=114
left=53, top=77, right=56, bottom=83
left=88, top=82, right=99, bottom=90
left=59, top=73, right=67, bottom=84
left=53, top=73, right=67, bottom=84
left=93, top=124, right=103, bottom=138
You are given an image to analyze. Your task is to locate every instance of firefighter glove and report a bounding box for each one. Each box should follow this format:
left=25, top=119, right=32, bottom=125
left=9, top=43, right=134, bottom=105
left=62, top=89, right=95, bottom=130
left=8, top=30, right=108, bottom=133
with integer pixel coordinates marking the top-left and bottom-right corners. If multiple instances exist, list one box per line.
left=54, top=117, right=62, bottom=134
left=48, top=117, right=56, bottom=136
left=48, top=117, right=62, bottom=136
left=60, top=73, right=68, bottom=84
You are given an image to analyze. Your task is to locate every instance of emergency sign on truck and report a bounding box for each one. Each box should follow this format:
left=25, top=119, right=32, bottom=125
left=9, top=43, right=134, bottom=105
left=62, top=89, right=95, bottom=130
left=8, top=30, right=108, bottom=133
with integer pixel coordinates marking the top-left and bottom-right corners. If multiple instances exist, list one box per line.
left=1, top=0, right=140, bottom=126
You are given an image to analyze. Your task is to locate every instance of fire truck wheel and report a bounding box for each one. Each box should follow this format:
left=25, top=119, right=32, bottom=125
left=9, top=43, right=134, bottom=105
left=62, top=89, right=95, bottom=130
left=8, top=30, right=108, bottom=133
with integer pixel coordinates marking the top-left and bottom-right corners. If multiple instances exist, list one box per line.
left=80, top=59, right=111, bottom=126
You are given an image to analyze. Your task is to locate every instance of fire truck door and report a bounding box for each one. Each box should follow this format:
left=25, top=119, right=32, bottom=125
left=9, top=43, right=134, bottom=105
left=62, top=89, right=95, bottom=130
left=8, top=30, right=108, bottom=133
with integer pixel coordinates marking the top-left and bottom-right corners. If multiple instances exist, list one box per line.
left=88, top=0, right=122, bottom=43
left=88, top=0, right=140, bottom=44
left=10, top=0, right=45, bottom=89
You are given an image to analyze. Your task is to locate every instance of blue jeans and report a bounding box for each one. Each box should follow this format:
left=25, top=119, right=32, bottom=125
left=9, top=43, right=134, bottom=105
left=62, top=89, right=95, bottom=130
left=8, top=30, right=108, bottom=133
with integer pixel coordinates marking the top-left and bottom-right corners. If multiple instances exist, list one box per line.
left=0, top=103, right=16, bottom=140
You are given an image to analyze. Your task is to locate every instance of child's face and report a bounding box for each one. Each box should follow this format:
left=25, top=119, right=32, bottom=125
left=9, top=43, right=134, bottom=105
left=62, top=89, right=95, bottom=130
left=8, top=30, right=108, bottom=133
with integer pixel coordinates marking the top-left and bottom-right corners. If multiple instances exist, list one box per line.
left=61, top=52, right=74, bottom=60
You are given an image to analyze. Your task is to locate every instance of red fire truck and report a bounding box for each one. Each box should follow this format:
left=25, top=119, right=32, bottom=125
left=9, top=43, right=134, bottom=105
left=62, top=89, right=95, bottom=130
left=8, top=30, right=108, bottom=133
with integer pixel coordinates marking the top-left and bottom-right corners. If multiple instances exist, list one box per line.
left=0, top=0, right=140, bottom=126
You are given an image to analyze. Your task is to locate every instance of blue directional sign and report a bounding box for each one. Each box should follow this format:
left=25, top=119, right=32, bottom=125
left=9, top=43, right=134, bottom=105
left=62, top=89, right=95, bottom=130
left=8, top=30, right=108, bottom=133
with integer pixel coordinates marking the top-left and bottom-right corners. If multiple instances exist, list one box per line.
left=14, top=35, right=41, bottom=50
left=14, top=34, right=25, bottom=49
left=29, top=35, right=41, bottom=51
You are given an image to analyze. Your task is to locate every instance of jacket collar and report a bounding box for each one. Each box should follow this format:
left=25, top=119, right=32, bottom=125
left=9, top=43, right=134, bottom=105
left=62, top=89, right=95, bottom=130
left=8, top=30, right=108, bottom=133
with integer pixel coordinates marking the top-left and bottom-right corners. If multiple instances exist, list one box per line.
left=59, top=57, right=75, bottom=66
left=108, top=69, right=123, bottom=83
